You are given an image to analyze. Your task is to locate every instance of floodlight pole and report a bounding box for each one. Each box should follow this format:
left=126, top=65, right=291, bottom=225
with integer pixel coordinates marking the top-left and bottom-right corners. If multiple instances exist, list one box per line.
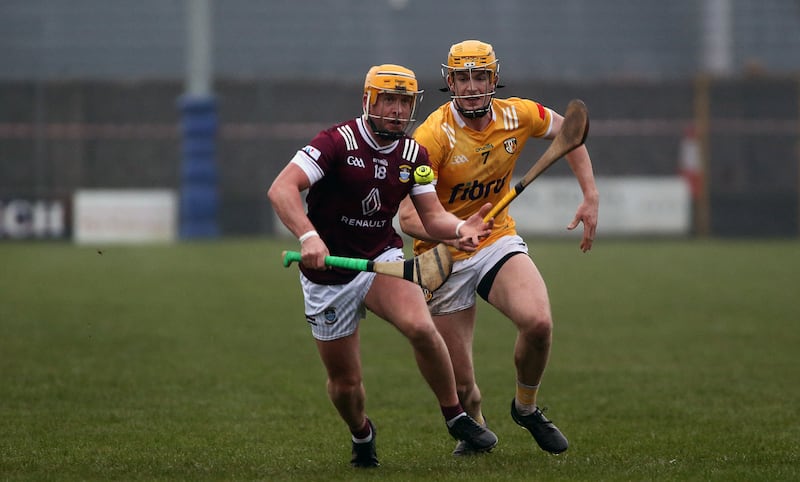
left=179, top=0, right=218, bottom=239
left=701, top=0, right=733, bottom=76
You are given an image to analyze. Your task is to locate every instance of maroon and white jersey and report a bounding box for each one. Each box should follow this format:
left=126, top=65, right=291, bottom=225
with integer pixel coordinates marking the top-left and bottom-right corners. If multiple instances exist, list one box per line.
left=290, top=116, right=434, bottom=285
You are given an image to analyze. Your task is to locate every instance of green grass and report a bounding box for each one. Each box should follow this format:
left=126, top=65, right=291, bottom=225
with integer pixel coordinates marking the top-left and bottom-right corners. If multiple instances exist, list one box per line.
left=1, top=238, right=798, bottom=481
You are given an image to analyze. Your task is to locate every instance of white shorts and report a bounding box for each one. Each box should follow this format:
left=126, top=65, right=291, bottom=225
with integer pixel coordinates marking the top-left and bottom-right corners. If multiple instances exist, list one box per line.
left=427, top=235, right=529, bottom=315
left=300, top=247, right=404, bottom=341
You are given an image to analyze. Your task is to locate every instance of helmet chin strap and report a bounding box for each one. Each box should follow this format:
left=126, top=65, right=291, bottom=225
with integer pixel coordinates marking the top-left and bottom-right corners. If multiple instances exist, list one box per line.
left=455, top=101, right=492, bottom=119
left=454, top=97, right=493, bottom=119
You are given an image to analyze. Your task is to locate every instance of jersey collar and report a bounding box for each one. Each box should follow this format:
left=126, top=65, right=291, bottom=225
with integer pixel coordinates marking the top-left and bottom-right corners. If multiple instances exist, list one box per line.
left=356, top=116, right=399, bottom=153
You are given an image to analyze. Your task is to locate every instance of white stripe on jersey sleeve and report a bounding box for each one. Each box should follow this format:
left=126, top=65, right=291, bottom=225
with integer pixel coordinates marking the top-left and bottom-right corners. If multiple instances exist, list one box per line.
left=402, top=139, right=420, bottom=163
left=502, top=105, right=519, bottom=130
left=290, top=149, right=325, bottom=185
left=337, top=125, right=358, bottom=151
left=442, top=123, right=456, bottom=149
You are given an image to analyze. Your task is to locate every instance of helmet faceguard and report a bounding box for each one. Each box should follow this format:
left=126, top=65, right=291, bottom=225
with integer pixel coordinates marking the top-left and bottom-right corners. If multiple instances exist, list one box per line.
left=441, top=40, right=499, bottom=119
left=362, top=64, right=424, bottom=140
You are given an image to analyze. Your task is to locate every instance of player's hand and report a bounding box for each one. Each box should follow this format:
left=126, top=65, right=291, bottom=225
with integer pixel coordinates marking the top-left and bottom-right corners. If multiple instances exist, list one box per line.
left=567, top=196, right=598, bottom=252
left=300, top=236, right=330, bottom=270
left=456, top=203, right=493, bottom=251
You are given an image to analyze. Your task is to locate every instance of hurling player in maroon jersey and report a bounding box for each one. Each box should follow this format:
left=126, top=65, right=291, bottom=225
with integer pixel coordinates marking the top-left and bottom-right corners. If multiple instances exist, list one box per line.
left=268, top=64, right=498, bottom=467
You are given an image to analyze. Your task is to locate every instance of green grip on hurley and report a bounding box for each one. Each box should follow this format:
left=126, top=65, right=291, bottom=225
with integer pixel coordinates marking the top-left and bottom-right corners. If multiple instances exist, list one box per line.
left=282, top=250, right=372, bottom=272
left=322, top=255, right=371, bottom=272
left=282, top=250, right=302, bottom=267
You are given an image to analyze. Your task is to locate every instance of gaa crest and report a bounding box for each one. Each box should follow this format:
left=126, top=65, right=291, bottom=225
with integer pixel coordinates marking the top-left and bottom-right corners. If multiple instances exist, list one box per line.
left=503, top=137, right=518, bottom=154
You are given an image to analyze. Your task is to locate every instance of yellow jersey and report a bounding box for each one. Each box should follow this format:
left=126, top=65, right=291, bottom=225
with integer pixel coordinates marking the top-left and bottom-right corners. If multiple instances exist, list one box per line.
left=412, top=97, right=552, bottom=260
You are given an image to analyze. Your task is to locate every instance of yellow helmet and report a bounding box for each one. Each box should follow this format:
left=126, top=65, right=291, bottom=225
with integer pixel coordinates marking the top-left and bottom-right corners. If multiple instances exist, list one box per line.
left=443, top=40, right=499, bottom=80
left=364, top=64, right=422, bottom=106
left=362, top=64, right=423, bottom=139
left=441, top=40, right=499, bottom=118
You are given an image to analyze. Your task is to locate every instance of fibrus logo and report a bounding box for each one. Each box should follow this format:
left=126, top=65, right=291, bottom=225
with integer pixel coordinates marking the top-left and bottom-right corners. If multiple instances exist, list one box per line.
left=447, top=176, right=507, bottom=203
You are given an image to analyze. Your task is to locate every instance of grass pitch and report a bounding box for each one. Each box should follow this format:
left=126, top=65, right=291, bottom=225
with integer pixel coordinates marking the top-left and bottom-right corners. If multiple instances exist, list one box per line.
left=1, top=238, right=798, bottom=481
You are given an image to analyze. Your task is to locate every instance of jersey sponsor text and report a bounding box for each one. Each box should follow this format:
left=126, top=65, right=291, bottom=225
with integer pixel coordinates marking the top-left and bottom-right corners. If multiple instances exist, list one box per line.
left=447, top=175, right=507, bottom=204
left=340, top=216, right=388, bottom=228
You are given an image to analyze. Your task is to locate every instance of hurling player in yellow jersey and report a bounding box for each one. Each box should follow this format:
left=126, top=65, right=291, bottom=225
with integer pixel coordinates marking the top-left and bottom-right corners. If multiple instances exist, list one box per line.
left=399, top=40, right=599, bottom=456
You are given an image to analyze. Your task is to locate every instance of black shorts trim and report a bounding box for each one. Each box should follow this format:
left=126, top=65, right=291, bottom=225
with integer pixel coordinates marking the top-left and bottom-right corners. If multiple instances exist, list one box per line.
left=476, top=251, right=526, bottom=302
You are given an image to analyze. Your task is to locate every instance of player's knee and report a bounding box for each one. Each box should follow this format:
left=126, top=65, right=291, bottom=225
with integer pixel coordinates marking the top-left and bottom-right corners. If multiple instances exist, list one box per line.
left=402, top=320, right=439, bottom=347
left=329, top=374, right=362, bottom=395
left=519, top=312, right=552, bottom=343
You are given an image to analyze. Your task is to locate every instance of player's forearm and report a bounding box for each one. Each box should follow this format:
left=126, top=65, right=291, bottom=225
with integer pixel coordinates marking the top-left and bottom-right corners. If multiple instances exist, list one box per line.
left=267, top=185, right=315, bottom=239
left=399, top=216, right=433, bottom=241
left=566, top=146, right=599, bottom=202
left=399, top=196, right=440, bottom=242
left=420, top=212, right=463, bottom=241
left=406, top=192, right=476, bottom=242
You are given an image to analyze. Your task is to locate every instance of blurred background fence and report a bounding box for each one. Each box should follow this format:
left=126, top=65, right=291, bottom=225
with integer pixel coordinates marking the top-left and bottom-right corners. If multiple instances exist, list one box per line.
left=1, top=0, right=798, bottom=240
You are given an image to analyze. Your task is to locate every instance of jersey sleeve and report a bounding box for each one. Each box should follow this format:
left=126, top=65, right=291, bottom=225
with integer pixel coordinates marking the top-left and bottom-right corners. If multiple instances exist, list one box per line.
left=289, top=145, right=325, bottom=184
left=289, top=129, right=341, bottom=185
left=410, top=182, right=437, bottom=197
left=408, top=141, right=436, bottom=197
left=519, top=98, right=553, bottom=139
